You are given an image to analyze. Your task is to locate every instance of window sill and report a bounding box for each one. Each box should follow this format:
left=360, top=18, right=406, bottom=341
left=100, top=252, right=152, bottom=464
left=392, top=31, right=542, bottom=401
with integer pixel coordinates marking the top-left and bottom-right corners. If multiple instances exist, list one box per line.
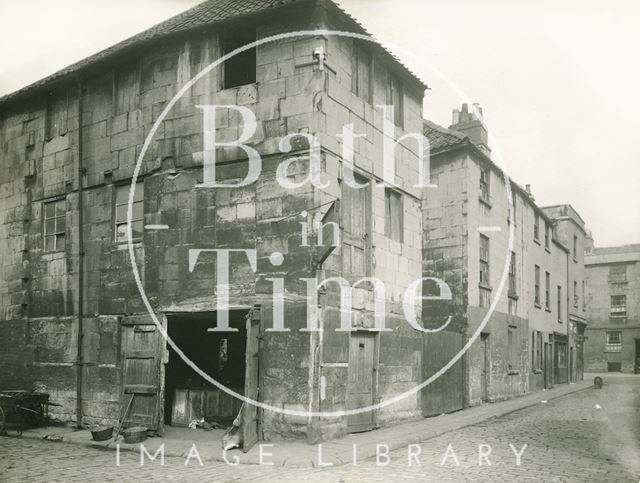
left=479, top=283, right=493, bottom=291
left=557, top=319, right=563, bottom=323
left=115, top=240, right=142, bottom=250
left=534, top=302, right=542, bottom=309
left=534, top=238, right=541, bottom=246
left=508, top=291, right=519, bottom=300
left=545, top=307, right=551, bottom=313
left=533, top=369, right=543, bottom=374
left=545, top=247, right=551, bottom=253
left=479, top=196, right=492, bottom=209
left=507, top=370, right=520, bottom=375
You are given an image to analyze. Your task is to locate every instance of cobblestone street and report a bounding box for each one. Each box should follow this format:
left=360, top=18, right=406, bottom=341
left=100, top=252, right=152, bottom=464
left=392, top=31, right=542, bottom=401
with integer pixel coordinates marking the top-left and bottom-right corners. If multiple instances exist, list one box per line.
left=1, top=375, right=638, bottom=482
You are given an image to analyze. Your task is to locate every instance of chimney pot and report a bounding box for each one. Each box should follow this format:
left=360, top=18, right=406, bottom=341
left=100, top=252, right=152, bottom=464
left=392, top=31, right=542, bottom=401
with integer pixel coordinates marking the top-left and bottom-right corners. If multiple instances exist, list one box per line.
left=525, top=184, right=531, bottom=193
left=452, top=109, right=460, bottom=125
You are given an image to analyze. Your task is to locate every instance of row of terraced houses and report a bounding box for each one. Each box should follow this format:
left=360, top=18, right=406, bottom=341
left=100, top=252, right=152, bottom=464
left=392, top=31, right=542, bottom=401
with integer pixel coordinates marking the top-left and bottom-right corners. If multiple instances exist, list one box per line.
left=0, top=0, right=591, bottom=448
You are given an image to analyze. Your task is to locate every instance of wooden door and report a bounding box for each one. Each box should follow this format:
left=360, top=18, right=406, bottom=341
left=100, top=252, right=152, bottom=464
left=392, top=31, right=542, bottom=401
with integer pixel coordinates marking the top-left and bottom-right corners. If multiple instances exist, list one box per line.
left=341, top=175, right=369, bottom=279
left=347, top=331, right=376, bottom=432
left=544, top=343, right=552, bottom=389
left=121, top=319, right=164, bottom=432
left=480, top=333, right=489, bottom=402
left=421, top=331, right=464, bottom=416
left=240, top=310, right=260, bottom=452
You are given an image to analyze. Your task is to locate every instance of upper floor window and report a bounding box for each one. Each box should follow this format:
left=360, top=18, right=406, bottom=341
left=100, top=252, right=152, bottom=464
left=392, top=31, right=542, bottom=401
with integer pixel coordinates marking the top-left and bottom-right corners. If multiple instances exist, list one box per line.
left=384, top=188, right=403, bottom=242
left=545, top=271, right=551, bottom=310
left=479, top=234, right=490, bottom=286
left=534, top=213, right=540, bottom=242
left=43, top=199, right=66, bottom=252
left=508, top=251, right=517, bottom=295
left=45, top=89, right=69, bottom=141
left=352, top=43, right=372, bottom=104
left=115, top=182, right=144, bottom=243
left=222, top=28, right=256, bottom=89
left=479, top=165, right=490, bottom=203
left=573, top=234, right=578, bottom=260
left=573, top=280, right=578, bottom=308
left=386, top=72, right=403, bottom=127
left=534, top=265, right=541, bottom=306
left=544, top=223, right=550, bottom=250
left=557, top=285, right=562, bottom=321
left=610, top=295, right=627, bottom=318
left=609, top=264, right=627, bottom=284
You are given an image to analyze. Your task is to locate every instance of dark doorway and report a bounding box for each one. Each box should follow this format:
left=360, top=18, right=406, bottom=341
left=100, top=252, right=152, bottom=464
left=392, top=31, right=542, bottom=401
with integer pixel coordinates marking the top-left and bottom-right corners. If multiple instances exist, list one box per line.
left=164, top=311, right=248, bottom=426
left=635, top=339, right=640, bottom=374
left=608, top=362, right=622, bottom=372
left=480, top=333, right=489, bottom=402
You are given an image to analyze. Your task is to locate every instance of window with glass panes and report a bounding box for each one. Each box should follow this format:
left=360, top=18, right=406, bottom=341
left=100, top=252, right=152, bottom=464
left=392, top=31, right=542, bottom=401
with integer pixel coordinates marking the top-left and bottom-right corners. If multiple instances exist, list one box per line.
left=43, top=199, right=66, bottom=251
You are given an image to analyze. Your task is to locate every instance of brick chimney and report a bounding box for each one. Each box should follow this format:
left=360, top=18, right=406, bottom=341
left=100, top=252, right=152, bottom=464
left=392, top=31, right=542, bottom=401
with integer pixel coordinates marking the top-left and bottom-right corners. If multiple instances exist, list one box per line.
left=450, top=103, right=490, bottom=156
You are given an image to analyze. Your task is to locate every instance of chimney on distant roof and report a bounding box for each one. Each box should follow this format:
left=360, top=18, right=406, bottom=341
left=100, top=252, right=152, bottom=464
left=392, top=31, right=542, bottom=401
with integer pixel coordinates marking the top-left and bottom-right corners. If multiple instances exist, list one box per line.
left=450, top=103, right=490, bottom=156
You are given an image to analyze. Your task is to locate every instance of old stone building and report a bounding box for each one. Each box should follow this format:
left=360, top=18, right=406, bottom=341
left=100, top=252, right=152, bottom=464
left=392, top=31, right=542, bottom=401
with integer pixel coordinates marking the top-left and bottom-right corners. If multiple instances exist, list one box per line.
left=584, top=244, right=640, bottom=373
left=0, top=0, right=428, bottom=445
left=421, top=104, right=587, bottom=413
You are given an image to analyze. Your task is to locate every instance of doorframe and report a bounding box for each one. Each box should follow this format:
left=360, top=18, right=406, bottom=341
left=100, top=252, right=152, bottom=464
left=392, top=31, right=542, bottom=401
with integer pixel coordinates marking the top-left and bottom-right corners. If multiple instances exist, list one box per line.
left=159, top=309, right=260, bottom=437
left=346, top=329, right=379, bottom=433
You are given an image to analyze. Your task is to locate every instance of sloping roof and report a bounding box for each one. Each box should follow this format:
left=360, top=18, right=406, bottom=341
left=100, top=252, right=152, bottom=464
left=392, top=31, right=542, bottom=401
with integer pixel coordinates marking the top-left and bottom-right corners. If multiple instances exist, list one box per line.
left=423, top=119, right=467, bottom=152
left=0, top=0, right=305, bottom=105
left=0, top=0, right=427, bottom=107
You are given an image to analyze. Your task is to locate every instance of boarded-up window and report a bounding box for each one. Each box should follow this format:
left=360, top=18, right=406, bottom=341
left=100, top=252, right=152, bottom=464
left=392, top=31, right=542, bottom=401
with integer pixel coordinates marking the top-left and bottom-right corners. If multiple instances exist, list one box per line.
left=114, top=64, right=139, bottom=115
left=222, top=28, right=256, bottom=89
left=115, top=182, right=144, bottom=243
left=534, top=213, right=540, bottom=241
left=386, top=72, right=403, bottom=127
left=43, top=199, right=66, bottom=251
left=45, top=89, right=69, bottom=140
left=609, top=264, right=627, bottom=283
left=384, top=188, right=402, bottom=242
left=341, top=176, right=369, bottom=278
left=352, top=43, right=372, bottom=103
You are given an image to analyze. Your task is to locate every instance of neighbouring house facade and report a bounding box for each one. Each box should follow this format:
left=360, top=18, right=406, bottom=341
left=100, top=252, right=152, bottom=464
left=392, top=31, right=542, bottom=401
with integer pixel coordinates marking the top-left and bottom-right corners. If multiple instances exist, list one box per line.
left=584, top=244, right=640, bottom=373
left=421, top=104, right=587, bottom=414
left=0, top=0, right=429, bottom=445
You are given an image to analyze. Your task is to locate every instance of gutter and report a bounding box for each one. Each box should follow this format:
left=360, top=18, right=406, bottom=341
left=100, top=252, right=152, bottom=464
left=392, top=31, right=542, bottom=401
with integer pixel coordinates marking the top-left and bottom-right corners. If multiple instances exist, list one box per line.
left=75, top=78, right=85, bottom=428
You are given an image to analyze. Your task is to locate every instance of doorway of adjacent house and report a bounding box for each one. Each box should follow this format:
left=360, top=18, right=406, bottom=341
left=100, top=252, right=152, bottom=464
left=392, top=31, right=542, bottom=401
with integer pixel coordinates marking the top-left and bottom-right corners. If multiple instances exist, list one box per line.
left=480, top=333, right=489, bottom=402
left=163, top=311, right=249, bottom=440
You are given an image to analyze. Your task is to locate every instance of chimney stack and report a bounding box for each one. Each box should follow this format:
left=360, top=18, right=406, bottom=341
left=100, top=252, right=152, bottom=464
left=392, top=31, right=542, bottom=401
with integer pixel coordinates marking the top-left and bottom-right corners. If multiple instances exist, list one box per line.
left=449, top=103, right=490, bottom=156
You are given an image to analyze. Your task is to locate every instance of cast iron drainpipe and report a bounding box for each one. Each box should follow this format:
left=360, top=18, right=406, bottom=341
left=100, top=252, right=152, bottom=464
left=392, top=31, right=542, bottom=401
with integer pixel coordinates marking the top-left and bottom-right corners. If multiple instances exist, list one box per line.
left=75, top=78, right=85, bottom=428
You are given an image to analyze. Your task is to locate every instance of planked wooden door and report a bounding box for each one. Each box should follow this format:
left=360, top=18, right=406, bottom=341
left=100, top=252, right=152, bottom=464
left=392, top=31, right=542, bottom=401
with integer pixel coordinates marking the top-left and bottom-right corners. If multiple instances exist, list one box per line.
left=240, top=310, right=260, bottom=452
left=121, top=319, right=164, bottom=432
left=421, top=331, right=465, bottom=416
left=347, top=331, right=376, bottom=432
left=480, top=333, right=489, bottom=402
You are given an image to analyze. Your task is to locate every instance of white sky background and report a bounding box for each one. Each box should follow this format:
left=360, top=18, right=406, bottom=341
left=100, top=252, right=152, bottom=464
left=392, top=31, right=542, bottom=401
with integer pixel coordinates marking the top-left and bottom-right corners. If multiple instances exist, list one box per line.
left=0, top=0, right=638, bottom=247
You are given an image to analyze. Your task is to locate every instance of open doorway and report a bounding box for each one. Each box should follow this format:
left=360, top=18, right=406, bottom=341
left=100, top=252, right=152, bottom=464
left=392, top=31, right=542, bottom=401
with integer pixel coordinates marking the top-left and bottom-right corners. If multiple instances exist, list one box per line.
left=164, top=310, right=248, bottom=428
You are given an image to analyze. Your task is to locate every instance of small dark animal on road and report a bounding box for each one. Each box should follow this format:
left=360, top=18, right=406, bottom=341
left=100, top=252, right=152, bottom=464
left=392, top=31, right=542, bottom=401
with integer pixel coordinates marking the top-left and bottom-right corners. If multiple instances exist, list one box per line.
left=594, top=376, right=603, bottom=389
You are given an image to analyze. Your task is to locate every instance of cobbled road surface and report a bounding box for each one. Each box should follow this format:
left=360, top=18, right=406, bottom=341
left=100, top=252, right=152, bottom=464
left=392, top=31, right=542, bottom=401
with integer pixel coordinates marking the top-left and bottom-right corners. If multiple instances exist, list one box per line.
left=1, top=374, right=638, bottom=482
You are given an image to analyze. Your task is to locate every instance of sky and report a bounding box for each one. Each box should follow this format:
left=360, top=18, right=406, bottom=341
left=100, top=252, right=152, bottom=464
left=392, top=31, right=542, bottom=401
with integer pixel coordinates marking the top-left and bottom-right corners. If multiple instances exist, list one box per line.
left=1, top=0, right=638, bottom=247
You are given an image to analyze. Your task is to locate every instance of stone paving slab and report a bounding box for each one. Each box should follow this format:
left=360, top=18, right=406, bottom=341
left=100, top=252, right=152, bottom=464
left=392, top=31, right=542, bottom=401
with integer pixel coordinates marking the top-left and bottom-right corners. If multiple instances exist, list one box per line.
left=9, top=380, right=592, bottom=468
